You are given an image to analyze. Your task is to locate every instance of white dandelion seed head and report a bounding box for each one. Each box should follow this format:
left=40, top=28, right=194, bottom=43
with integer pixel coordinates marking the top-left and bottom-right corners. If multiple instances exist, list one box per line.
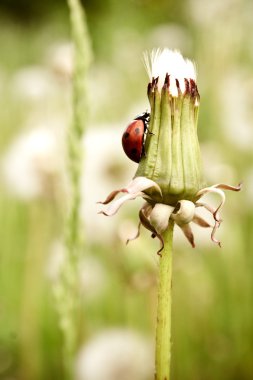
left=11, top=66, right=57, bottom=101
left=79, top=256, right=108, bottom=300
left=143, top=48, right=196, bottom=95
left=2, top=125, right=65, bottom=200
left=75, top=329, right=153, bottom=380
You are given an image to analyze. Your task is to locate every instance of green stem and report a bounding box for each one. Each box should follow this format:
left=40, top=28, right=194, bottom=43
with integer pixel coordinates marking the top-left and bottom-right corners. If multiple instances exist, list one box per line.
left=155, top=220, right=174, bottom=380
left=53, top=1, right=91, bottom=379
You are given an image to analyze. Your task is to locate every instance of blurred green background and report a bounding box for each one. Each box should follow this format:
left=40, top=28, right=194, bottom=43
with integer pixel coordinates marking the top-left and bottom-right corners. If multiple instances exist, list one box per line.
left=0, top=0, right=253, bottom=379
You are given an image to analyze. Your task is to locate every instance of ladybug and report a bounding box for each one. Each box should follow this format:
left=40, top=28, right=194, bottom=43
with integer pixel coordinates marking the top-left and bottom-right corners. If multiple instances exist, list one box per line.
left=122, top=111, right=150, bottom=163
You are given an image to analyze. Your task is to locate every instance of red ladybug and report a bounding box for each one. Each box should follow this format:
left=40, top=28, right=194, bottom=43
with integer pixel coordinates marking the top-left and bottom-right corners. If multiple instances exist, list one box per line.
left=122, top=111, right=150, bottom=163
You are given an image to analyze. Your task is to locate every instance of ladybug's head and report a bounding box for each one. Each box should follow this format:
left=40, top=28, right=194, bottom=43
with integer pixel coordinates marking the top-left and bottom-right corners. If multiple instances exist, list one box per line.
left=134, top=111, right=150, bottom=127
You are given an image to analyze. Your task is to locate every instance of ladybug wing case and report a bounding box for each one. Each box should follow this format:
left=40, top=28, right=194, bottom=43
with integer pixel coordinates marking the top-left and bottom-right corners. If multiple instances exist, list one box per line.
left=122, top=120, right=145, bottom=163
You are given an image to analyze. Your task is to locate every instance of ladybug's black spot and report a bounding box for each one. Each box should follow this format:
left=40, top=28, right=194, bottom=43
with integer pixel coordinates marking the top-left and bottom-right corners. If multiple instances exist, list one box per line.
left=135, top=127, right=140, bottom=135
left=123, top=132, right=130, bottom=139
left=131, top=148, right=138, bottom=155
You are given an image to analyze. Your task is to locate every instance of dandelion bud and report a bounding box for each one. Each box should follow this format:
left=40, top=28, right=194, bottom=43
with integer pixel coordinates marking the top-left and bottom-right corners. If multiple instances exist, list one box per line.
left=135, top=49, right=205, bottom=205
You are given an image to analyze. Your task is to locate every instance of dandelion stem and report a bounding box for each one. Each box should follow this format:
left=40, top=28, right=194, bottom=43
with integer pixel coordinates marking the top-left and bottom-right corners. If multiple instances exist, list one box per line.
left=155, top=219, right=174, bottom=380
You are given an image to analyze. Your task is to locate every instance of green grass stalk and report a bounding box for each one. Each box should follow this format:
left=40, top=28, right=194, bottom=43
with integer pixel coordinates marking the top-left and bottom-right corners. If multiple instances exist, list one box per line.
left=155, top=220, right=174, bottom=380
left=66, top=0, right=91, bottom=257
left=53, top=1, right=92, bottom=379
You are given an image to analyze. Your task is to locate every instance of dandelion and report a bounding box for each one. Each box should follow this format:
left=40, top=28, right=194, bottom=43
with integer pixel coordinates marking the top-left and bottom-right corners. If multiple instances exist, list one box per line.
left=99, top=49, right=241, bottom=250
left=99, top=48, right=241, bottom=380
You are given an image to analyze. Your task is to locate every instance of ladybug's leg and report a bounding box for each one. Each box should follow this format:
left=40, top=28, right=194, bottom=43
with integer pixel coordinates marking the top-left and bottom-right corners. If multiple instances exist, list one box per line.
left=146, top=128, right=154, bottom=136
left=141, top=129, right=154, bottom=158
left=140, top=140, right=146, bottom=158
left=145, top=120, right=154, bottom=136
left=141, top=141, right=147, bottom=158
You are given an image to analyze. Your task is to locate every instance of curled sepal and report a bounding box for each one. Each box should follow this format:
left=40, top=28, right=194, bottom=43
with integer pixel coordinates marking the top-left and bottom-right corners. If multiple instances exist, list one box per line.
left=196, top=182, right=242, bottom=221
left=196, top=201, right=222, bottom=247
left=139, top=204, right=165, bottom=256
left=192, top=214, right=211, bottom=228
left=195, top=182, right=242, bottom=246
left=179, top=223, right=195, bottom=248
left=171, top=200, right=197, bottom=248
left=98, top=177, right=161, bottom=216
left=126, top=222, right=141, bottom=245
left=97, top=188, right=127, bottom=205
left=127, top=202, right=165, bottom=256
left=98, top=192, right=143, bottom=216
left=125, top=202, right=152, bottom=244
left=149, top=203, right=174, bottom=235
left=172, top=200, right=195, bottom=225
left=211, top=220, right=222, bottom=248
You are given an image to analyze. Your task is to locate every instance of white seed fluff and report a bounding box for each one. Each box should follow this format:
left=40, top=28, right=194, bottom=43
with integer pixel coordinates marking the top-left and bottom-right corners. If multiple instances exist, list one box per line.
left=75, top=329, right=153, bottom=380
left=143, top=48, right=196, bottom=96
